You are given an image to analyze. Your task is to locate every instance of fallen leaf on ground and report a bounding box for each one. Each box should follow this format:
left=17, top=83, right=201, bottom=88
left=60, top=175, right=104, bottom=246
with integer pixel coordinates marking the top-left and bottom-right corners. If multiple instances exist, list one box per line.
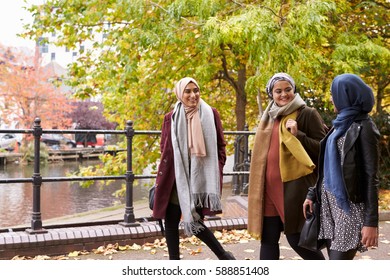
left=244, top=249, right=255, bottom=253
left=118, top=245, right=130, bottom=251
left=33, top=255, right=51, bottom=260
left=68, top=251, right=80, bottom=257
left=189, top=247, right=202, bottom=255
left=129, top=243, right=142, bottom=250
left=291, top=256, right=303, bottom=260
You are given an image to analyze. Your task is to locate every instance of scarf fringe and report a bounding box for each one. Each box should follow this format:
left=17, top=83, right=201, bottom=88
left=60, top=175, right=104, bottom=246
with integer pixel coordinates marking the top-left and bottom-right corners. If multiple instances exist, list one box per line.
left=192, top=193, right=222, bottom=211
left=182, top=221, right=205, bottom=237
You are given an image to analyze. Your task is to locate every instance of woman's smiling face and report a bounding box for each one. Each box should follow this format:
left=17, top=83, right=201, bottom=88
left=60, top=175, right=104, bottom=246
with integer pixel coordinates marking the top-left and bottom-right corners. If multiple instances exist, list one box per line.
left=272, top=80, right=295, bottom=106
left=182, top=82, right=200, bottom=108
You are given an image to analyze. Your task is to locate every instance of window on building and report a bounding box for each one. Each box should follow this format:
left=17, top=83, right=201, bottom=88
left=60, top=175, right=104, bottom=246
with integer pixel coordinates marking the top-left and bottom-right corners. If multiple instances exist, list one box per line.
left=37, top=37, right=48, bottom=53
left=51, top=53, right=56, bottom=61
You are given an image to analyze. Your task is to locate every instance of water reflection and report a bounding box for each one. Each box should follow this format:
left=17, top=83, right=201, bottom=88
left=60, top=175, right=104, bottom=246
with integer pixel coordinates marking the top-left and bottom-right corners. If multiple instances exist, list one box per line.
left=0, top=160, right=148, bottom=228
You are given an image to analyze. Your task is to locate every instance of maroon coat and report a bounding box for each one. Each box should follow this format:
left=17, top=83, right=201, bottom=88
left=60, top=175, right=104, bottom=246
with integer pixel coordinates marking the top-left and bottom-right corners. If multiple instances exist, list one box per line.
left=152, top=107, right=226, bottom=219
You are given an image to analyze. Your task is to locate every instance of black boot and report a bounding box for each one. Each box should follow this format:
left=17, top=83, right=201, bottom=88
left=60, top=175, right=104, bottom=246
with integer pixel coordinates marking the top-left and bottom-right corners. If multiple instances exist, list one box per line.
left=169, top=255, right=181, bottom=260
left=218, top=251, right=236, bottom=260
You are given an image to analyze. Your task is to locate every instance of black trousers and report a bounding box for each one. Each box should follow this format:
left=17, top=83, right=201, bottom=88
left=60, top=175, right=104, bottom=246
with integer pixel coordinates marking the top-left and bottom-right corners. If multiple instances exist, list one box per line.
left=164, top=203, right=230, bottom=260
left=260, top=216, right=325, bottom=260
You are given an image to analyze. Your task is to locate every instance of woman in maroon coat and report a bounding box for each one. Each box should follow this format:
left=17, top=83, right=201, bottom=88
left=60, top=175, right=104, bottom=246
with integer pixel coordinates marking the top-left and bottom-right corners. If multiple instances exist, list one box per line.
left=152, top=77, right=235, bottom=260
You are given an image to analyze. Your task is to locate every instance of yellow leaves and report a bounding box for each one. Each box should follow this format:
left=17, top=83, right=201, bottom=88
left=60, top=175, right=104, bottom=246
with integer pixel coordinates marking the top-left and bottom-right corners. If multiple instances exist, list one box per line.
left=379, top=189, right=390, bottom=211
left=189, top=247, right=202, bottom=255
left=11, top=255, right=30, bottom=260
left=53, top=255, right=70, bottom=260
left=30, top=255, right=51, bottom=260
left=117, top=244, right=130, bottom=251
left=68, top=251, right=80, bottom=257
left=125, top=243, right=142, bottom=250
left=142, top=242, right=155, bottom=251
left=64, top=230, right=255, bottom=260
left=11, top=254, right=67, bottom=260
left=151, top=238, right=166, bottom=249
left=180, top=235, right=202, bottom=246
left=214, top=229, right=255, bottom=244
left=89, top=240, right=165, bottom=257
left=68, top=250, right=89, bottom=257
left=93, top=243, right=118, bottom=255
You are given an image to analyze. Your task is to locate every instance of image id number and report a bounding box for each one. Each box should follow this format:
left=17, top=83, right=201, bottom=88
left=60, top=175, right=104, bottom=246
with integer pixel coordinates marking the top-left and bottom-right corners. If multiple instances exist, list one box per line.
left=215, top=266, right=269, bottom=276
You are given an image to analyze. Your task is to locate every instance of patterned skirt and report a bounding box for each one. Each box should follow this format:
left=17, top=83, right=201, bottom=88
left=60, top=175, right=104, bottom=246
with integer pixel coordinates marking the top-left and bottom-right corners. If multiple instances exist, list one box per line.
left=318, top=181, right=365, bottom=252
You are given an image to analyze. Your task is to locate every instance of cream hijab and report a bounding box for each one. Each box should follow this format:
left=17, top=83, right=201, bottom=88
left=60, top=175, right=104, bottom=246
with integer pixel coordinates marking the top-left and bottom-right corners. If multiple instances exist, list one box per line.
left=174, top=77, right=206, bottom=157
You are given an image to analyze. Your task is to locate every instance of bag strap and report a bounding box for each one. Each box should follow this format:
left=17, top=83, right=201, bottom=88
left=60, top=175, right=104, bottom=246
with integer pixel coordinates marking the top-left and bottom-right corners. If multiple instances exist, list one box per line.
left=157, top=219, right=165, bottom=236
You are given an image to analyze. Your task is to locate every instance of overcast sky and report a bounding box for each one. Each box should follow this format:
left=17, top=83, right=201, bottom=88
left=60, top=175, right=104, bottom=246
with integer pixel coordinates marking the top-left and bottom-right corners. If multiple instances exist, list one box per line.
left=0, top=0, right=44, bottom=49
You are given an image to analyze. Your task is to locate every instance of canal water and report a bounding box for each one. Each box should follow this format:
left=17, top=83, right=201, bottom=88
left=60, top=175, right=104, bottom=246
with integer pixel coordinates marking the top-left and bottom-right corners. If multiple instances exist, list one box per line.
left=0, top=160, right=150, bottom=228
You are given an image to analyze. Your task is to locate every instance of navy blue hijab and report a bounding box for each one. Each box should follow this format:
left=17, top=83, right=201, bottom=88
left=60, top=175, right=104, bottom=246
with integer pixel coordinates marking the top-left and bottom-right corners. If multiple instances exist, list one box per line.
left=324, top=74, right=374, bottom=213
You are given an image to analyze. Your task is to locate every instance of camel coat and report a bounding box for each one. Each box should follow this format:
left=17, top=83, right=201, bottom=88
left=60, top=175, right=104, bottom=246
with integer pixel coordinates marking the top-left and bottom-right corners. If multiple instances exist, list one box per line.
left=248, top=106, right=327, bottom=238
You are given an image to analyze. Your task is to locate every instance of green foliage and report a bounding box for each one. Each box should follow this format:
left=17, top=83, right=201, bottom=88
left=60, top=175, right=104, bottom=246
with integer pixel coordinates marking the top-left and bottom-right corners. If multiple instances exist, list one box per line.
left=372, top=113, right=390, bottom=189
left=22, top=0, right=390, bottom=190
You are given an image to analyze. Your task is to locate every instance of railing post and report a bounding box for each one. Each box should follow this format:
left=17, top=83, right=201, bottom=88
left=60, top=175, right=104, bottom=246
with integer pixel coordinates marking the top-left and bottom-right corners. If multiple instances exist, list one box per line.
left=231, top=136, right=241, bottom=195
left=120, top=120, right=139, bottom=227
left=26, top=118, right=47, bottom=234
left=241, top=124, right=250, bottom=195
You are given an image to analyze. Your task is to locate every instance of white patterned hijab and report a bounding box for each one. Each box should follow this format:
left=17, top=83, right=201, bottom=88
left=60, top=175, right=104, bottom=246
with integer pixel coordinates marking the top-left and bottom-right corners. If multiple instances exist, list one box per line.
left=265, top=72, right=296, bottom=99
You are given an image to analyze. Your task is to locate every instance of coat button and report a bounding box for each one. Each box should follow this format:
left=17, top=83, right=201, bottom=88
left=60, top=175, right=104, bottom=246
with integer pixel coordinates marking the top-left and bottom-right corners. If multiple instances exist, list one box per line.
left=159, top=171, right=163, bottom=175
left=163, top=158, right=167, bottom=163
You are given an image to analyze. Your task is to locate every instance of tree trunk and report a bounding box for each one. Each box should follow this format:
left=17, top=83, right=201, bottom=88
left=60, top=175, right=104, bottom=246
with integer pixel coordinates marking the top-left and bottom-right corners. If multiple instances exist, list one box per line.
left=235, top=66, right=247, bottom=131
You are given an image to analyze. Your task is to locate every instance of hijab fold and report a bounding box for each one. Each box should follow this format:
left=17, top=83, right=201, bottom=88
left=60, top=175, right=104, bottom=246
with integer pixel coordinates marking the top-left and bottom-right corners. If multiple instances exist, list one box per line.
left=266, top=72, right=296, bottom=99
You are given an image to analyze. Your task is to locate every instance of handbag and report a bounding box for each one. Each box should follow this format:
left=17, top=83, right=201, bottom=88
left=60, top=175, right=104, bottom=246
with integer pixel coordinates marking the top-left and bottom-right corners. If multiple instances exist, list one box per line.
left=298, top=201, right=324, bottom=251
left=148, top=184, right=165, bottom=235
left=148, top=184, right=156, bottom=210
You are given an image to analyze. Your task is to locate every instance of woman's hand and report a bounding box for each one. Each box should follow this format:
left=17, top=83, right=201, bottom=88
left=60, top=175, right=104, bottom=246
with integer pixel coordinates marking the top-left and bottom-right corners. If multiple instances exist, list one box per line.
left=302, top=199, right=313, bottom=219
left=286, top=118, right=298, bottom=136
left=361, top=226, right=378, bottom=248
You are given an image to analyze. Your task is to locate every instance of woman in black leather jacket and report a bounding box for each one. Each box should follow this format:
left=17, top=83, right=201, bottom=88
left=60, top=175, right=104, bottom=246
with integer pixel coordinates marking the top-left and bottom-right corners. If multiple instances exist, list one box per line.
left=303, top=73, right=380, bottom=260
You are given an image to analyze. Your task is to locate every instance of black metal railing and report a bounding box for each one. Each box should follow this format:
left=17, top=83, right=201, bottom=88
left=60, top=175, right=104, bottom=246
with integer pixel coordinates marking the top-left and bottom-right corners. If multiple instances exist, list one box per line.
left=231, top=124, right=251, bottom=196
left=0, top=118, right=254, bottom=233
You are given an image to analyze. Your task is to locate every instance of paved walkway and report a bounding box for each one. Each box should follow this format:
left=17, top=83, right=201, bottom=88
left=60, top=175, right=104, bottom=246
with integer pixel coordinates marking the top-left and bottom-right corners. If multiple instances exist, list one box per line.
left=2, top=194, right=390, bottom=260
left=0, top=193, right=246, bottom=259
left=35, top=219, right=387, bottom=261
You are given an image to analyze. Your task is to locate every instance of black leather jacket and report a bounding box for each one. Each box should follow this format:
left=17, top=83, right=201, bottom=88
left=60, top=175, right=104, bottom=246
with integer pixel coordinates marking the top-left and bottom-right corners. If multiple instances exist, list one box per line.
left=307, top=115, right=380, bottom=227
